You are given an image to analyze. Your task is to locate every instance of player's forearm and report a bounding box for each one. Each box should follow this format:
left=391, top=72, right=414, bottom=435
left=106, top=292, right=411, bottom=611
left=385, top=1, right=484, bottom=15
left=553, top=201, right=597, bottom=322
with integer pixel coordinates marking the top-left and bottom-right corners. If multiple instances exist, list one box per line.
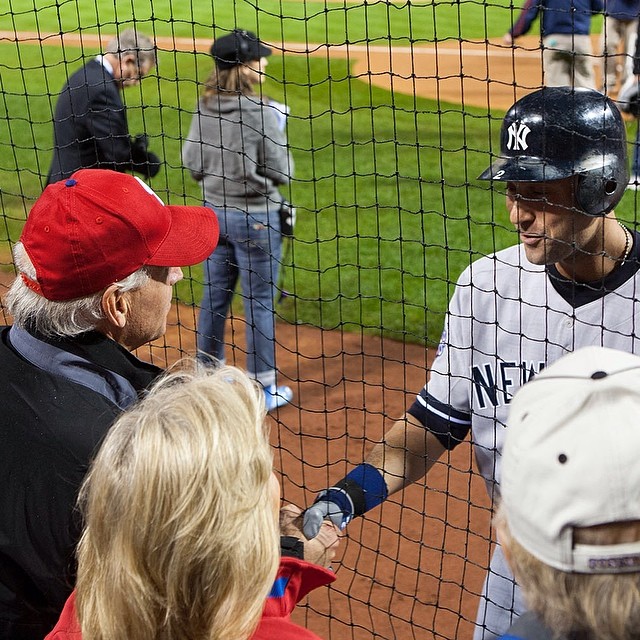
left=367, top=413, right=446, bottom=494
left=302, top=414, right=445, bottom=538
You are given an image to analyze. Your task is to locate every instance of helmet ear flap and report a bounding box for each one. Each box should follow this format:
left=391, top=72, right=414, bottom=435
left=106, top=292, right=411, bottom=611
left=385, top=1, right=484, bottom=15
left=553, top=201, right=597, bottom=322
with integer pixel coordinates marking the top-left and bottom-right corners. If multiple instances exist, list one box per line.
left=576, top=170, right=626, bottom=216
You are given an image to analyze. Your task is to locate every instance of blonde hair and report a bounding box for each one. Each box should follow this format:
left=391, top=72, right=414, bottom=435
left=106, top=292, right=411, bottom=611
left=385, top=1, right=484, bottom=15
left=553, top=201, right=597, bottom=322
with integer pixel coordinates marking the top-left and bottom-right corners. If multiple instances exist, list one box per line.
left=495, top=503, right=640, bottom=640
left=75, top=363, right=279, bottom=640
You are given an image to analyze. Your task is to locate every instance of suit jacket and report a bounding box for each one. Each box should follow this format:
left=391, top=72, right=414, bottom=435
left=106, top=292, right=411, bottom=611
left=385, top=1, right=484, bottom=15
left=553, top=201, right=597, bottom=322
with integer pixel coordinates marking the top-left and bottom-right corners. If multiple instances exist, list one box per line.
left=46, top=58, right=159, bottom=184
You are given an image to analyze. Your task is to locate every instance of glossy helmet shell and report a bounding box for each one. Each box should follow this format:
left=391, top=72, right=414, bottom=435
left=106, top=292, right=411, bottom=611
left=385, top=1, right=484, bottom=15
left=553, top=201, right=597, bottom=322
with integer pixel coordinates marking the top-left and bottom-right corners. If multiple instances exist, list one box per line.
left=478, top=87, right=629, bottom=215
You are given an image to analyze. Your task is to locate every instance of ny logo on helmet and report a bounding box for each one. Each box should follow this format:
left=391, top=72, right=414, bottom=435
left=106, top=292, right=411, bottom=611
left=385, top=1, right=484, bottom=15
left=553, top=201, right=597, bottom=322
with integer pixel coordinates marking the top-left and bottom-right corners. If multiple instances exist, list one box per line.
left=507, top=121, right=531, bottom=151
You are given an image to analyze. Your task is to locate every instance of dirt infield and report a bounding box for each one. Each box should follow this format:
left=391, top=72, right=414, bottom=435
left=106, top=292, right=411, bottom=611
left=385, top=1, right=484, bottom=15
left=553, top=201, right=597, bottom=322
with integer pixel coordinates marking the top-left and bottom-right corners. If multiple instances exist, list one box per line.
left=2, top=30, right=550, bottom=109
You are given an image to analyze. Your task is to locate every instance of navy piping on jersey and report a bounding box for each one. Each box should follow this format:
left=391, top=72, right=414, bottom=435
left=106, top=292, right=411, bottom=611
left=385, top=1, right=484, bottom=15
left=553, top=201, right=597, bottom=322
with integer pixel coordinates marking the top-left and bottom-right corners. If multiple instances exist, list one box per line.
left=547, top=230, right=640, bottom=308
left=407, top=391, right=471, bottom=450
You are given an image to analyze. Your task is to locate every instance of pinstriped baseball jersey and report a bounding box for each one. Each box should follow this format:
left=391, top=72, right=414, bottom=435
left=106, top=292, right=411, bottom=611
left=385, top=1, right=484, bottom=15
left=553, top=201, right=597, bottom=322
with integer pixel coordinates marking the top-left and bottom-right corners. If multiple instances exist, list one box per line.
left=408, top=238, right=640, bottom=497
left=408, top=237, right=640, bottom=638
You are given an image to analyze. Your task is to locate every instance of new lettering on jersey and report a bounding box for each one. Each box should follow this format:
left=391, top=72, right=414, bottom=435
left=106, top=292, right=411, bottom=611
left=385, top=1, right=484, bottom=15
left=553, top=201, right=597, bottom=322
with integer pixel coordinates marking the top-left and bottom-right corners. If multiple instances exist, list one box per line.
left=471, top=360, right=544, bottom=409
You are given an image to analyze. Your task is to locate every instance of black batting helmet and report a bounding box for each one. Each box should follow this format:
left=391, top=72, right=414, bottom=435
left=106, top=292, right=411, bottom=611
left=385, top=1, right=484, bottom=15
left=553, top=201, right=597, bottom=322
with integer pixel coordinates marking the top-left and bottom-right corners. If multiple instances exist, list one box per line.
left=478, top=87, right=629, bottom=216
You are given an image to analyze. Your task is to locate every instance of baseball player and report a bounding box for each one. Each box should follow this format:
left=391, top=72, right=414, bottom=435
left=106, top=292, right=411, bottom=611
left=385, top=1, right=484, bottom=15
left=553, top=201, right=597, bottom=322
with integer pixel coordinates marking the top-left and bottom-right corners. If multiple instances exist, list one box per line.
left=303, top=86, right=639, bottom=640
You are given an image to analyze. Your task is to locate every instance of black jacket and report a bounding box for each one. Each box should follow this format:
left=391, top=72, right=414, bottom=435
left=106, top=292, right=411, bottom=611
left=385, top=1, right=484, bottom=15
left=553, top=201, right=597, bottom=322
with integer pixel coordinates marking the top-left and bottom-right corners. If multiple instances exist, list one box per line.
left=46, top=58, right=160, bottom=184
left=0, top=326, right=161, bottom=640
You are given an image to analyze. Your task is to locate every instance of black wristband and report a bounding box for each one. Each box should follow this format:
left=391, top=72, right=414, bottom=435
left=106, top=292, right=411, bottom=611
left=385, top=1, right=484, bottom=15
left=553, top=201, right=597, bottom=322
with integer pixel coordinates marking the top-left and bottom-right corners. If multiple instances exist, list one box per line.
left=280, top=536, right=305, bottom=560
left=334, top=477, right=367, bottom=516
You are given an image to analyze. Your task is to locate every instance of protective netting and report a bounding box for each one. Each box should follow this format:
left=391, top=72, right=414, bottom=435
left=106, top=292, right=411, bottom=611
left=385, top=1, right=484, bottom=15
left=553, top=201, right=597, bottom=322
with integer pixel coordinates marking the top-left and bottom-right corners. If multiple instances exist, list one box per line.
left=1, top=1, right=639, bottom=639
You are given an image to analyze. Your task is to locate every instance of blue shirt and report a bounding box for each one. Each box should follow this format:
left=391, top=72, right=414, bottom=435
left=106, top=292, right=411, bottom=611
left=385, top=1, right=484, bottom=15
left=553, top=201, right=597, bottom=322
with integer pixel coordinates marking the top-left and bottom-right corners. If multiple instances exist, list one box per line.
left=603, top=0, right=640, bottom=20
left=510, top=0, right=604, bottom=38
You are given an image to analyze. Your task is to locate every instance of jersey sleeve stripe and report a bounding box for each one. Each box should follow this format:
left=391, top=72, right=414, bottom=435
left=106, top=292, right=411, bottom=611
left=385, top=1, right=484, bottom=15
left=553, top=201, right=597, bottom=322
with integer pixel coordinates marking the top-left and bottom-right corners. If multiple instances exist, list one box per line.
left=407, top=391, right=472, bottom=450
left=414, top=393, right=472, bottom=425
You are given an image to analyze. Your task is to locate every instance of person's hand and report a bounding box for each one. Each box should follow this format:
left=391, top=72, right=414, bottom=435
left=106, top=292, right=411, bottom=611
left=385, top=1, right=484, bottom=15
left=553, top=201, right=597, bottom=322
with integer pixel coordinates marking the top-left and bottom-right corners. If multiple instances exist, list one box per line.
left=145, top=151, right=162, bottom=178
left=281, top=504, right=341, bottom=568
left=134, top=132, right=149, bottom=147
left=503, top=33, right=514, bottom=46
left=131, top=134, right=162, bottom=178
left=131, top=133, right=150, bottom=159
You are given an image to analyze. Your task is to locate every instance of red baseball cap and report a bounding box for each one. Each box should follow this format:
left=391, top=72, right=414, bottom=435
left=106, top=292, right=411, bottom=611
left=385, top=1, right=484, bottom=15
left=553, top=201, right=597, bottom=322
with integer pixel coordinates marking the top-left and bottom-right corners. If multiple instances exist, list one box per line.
left=20, top=169, right=219, bottom=301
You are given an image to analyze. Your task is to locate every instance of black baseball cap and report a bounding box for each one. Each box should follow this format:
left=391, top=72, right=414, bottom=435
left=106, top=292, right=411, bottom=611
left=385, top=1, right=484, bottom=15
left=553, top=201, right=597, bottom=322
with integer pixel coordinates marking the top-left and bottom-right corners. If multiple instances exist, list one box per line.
left=210, top=29, right=272, bottom=69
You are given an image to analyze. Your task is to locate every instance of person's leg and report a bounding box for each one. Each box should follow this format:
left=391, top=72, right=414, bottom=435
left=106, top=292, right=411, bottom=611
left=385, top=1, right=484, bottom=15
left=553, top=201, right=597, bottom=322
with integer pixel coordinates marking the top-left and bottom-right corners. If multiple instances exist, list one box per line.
left=622, top=19, right=639, bottom=89
left=233, top=209, right=292, bottom=408
left=542, top=36, right=571, bottom=87
left=570, top=34, right=596, bottom=89
left=601, top=17, right=623, bottom=93
left=237, top=211, right=280, bottom=380
left=197, top=209, right=238, bottom=360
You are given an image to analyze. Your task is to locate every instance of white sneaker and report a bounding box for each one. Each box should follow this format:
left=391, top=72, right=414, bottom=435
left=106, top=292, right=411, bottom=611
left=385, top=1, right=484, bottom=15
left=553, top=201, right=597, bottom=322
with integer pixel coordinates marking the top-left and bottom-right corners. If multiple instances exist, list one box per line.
left=264, top=384, right=293, bottom=411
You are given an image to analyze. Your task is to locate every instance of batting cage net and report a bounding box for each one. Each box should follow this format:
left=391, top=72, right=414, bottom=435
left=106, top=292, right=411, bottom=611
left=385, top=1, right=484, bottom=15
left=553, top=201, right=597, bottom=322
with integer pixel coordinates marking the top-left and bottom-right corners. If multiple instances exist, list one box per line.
left=1, top=1, right=639, bottom=639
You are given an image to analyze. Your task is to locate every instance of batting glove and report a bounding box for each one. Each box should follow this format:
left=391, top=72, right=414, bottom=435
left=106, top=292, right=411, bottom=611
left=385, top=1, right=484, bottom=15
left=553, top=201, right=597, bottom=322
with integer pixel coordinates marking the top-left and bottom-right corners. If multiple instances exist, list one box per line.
left=303, top=488, right=355, bottom=539
left=302, top=463, right=388, bottom=540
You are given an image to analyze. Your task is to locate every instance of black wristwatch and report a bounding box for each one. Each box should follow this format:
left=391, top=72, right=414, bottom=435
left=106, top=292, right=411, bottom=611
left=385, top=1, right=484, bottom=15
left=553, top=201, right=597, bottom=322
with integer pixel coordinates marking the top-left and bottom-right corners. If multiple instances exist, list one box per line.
left=280, top=536, right=304, bottom=560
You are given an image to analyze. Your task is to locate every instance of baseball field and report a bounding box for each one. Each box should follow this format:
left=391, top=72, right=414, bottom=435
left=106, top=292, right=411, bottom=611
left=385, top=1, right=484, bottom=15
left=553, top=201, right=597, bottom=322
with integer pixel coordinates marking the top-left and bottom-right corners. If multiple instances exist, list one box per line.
left=1, top=0, right=638, bottom=638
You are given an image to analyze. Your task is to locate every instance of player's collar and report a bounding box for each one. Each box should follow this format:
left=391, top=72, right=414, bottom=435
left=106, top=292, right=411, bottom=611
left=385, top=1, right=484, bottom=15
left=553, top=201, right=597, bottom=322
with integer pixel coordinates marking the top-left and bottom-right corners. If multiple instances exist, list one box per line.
left=546, top=230, right=640, bottom=309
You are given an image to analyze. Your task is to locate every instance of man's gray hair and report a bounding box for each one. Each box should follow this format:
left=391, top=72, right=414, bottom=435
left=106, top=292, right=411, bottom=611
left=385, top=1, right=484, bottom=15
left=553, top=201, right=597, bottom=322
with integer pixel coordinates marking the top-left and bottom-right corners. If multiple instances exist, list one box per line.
left=5, top=242, right=150, bottom=339
left=105, top=29, right=156, bottom=68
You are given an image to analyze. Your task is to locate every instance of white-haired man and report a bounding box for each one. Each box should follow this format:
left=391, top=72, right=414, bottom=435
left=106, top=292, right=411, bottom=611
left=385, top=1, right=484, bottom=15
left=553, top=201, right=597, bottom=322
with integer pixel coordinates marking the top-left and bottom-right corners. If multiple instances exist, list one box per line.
left=47, top=29, right=162, bottom=184
left=0, top=169, right=219, bottom=639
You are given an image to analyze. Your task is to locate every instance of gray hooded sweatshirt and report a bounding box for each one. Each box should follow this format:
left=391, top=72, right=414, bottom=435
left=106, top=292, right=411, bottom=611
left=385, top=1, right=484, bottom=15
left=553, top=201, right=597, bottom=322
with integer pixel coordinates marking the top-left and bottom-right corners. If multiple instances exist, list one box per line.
left=182, top=93, right=293, bottom=213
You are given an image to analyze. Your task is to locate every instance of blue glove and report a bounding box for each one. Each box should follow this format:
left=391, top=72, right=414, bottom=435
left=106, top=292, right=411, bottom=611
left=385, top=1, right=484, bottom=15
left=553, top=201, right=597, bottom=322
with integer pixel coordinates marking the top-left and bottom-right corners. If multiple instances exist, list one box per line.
left=302, top=463, right=388, bottom=539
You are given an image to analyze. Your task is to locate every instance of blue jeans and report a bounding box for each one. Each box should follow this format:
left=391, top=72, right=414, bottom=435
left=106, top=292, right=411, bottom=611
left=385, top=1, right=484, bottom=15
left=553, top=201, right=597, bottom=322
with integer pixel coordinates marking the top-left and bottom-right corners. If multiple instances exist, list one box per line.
left=197, top=206, right=282, bottom=386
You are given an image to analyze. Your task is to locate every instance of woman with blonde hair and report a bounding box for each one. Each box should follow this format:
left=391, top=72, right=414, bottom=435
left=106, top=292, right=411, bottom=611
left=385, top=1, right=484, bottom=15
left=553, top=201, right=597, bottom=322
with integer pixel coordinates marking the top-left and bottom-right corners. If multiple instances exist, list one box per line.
left=45, top=363, right=338, bottom=640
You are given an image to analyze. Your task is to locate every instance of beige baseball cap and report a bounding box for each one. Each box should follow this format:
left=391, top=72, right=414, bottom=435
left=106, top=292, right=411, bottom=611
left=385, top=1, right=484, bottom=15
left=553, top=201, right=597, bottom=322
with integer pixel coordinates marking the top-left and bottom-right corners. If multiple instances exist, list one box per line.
left=502, top=346, right=640, bottom=574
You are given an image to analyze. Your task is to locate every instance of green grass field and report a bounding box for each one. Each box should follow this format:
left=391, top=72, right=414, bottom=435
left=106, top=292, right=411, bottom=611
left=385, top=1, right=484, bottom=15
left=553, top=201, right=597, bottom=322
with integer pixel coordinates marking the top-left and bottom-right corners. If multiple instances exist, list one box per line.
left=5, top=0, right=519, bottom=44
left=1, top=0, right=632, bottom=346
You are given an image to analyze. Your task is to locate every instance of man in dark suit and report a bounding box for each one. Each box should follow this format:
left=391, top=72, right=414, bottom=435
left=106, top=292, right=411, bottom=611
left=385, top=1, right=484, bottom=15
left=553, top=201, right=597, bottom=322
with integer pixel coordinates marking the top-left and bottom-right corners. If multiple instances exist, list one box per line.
left=46, top=29, right=162, bottom=185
